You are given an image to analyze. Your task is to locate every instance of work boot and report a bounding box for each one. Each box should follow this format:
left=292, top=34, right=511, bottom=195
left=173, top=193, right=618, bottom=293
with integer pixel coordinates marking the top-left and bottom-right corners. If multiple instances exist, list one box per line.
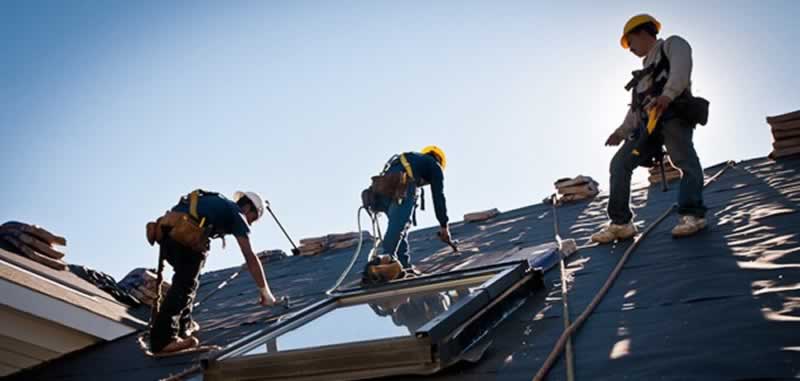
left=403, top=266, right=423, bottom=278
left=591, top=222, right=637, bottom=244
left=158, top=336, right=199, bottom=354
left=671, top=215, right=706, bottom=238
left=179, top=320, right=200, bottom=338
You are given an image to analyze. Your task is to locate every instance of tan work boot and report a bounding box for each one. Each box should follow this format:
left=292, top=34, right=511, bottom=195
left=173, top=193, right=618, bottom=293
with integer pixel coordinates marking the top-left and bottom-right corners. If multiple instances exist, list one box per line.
left=671, top=215, right=706, bottom=238
left=591, top=222, right=637, bottom=244
left=158, top=336, right=199, bottom=354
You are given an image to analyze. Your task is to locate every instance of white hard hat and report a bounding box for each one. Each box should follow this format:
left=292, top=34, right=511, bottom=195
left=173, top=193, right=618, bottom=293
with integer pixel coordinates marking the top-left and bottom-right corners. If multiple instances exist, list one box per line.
left=233, top=191, right=266, bottom=220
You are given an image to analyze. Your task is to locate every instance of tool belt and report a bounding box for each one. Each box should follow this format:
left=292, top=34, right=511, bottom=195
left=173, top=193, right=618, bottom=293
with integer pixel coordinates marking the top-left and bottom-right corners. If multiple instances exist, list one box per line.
left=669, top=95, right=709, bottom=126
left=362, top=173, right=408, bottom=214
left=371, top=172, right=410, bottom=200
left=362, top=154, right=417, bottom=213
left=146, top=191, right=211, bottom=253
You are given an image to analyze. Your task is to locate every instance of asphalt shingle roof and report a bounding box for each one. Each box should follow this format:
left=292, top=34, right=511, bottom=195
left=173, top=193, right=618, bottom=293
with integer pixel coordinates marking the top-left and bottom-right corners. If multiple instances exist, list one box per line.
left=9, top=156, right=800, bottom=381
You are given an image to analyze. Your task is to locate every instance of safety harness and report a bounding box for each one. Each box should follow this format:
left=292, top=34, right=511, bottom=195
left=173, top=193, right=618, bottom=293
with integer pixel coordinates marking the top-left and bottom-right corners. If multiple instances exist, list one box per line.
left=627, top=42, right=710, bottom=174
left=362, top=153, right=426, bottom=218
left=626, top=44, right=682, bottom=168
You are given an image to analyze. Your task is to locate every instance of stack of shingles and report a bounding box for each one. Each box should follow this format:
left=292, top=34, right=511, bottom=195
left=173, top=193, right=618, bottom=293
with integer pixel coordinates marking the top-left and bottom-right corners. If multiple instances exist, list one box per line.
left=554, top=175, right=599, bottom=204
left=118, top=268, right=170, bottom=307
left=256, top=249, right=287, bottom=264
left=464, top=208, right=500, bottom=223
left=296, top=231, right=372, bottom=256
left=767, top=109, right=800, bottom=159
left=648, top=155, right=682, bottom=185
left=0, top=221, right=67, bottom=270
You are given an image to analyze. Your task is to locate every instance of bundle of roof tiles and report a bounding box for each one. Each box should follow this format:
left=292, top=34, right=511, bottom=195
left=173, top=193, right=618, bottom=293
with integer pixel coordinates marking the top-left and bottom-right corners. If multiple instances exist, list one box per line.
left=256, top=249, right=288, bottom=263
left=296, top=231, right=372, bottom=256
left=0, top=221, right=67, bottom=270
left=648, top=155, right=682, bottom=185
left=553, top=175, right=599, bottom=204
left=463, top=208, right=500, bottom=223
left=118, top=268, right=170, bottom=306
left=767, top=109, right=800, bottom=159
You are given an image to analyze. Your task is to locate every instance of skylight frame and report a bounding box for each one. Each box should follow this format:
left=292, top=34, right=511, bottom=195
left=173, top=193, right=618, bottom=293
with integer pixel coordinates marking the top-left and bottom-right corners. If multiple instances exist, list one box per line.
left=204, top=261, right=542, bottom=381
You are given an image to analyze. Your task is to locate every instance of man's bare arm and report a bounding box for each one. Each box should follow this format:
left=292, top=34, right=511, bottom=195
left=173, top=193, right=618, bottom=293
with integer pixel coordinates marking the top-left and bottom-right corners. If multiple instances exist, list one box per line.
left=235, top=235, right=276, bottom=306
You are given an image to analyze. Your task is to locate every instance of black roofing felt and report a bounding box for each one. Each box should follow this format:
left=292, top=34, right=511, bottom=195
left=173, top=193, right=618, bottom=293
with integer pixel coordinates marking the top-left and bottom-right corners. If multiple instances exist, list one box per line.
left=8, top=156, right=800, bottom=381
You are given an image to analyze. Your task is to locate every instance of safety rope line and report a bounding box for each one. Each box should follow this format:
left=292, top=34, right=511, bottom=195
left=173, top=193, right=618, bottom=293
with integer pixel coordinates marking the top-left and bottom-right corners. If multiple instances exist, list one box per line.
left=533, top=161, right=736, bottom=381
left=551, top=197, right=576, bottom=381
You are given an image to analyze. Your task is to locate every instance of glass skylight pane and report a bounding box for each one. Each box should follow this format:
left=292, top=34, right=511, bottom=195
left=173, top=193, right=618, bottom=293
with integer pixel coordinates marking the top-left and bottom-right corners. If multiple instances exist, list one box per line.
left=241, top=285, right=479, bottom=356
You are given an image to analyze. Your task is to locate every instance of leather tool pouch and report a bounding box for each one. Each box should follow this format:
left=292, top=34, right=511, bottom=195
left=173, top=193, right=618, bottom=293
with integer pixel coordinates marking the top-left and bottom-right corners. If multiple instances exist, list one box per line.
left=146, top=212, right=210, bottom=253
left=670, top=96, right=710, bottom=126
left=371, top=172, right=409, bottom=201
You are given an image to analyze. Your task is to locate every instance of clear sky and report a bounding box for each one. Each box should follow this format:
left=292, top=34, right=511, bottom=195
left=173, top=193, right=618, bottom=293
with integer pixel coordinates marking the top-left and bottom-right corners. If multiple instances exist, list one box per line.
left=2, top=1, right=798, bottom=280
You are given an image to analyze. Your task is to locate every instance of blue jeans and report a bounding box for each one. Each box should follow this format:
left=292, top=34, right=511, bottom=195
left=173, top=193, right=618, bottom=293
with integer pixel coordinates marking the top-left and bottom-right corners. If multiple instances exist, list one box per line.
left=608, top=117, right=707, bottom=224
left=381, top=183, right=418, bottom=268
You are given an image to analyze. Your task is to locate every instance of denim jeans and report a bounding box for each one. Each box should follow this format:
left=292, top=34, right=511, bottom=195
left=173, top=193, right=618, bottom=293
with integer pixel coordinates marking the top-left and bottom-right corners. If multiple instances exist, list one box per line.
left=608, top=117, right=707, bottom=224
left=381, top=183, right=418, bottom=268
left=149, top=237, right=206, bottom=352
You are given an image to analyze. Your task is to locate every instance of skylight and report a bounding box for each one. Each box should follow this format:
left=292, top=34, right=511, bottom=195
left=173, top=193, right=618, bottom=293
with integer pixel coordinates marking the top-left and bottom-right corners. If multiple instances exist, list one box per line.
left=203, top=261, right=543, bottom=381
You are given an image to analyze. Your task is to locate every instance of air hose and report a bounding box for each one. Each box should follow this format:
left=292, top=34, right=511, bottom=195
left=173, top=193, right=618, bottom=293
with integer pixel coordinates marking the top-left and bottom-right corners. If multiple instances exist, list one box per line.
left=325, top=207, right=382, bottom=296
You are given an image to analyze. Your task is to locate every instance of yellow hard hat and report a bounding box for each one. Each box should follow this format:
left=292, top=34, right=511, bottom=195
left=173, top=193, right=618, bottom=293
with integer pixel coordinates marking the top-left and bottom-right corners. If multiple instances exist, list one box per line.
left=620, top=14, right=661, bottom=49
left=421, top=145, right=447, bottom=170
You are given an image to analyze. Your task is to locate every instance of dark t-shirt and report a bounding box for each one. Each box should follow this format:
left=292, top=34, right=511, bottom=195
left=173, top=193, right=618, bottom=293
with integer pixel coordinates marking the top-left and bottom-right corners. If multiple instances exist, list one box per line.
left=171, top=193, right=250, bottom=238
left=387, top=152, right=449, bottom=227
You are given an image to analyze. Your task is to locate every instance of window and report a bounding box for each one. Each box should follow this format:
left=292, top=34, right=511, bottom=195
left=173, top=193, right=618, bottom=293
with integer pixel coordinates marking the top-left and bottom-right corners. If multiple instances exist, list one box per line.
left=204, top=261, right=543, bottom=381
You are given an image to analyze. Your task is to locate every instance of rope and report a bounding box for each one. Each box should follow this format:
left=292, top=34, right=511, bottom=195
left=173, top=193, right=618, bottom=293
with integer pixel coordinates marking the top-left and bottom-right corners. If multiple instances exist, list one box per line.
left=533, top=203, right=675, bottom=381
left=533, top=161, right=736, bottom=381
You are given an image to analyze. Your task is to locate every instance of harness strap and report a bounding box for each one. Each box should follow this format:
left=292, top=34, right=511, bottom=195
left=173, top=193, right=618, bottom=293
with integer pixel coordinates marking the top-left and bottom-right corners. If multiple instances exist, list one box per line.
left=399, top=154, right=415, bottom=181
left=188, top=191, right=206, bottom=228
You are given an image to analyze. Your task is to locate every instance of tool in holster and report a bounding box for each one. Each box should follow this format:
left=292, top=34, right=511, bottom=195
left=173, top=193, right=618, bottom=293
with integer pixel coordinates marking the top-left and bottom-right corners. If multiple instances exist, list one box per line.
left=632, top=108, right=670, bottom=192
left=264, top=203, right=301, bottom=256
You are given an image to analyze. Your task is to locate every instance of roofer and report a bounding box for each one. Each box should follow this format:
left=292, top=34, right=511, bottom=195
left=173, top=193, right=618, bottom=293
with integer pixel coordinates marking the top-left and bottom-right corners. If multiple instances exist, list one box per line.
left=145, top=190, right=278, bottom=353
left=361, top=146, right=452, bottom=283
left=593, top=14, right=710, bottom=244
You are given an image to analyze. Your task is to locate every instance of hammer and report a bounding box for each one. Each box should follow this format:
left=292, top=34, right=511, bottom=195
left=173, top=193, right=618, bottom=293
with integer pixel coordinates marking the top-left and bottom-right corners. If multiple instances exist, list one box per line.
left=275, top=295, right=291, bottom=309
left=437, top=231, right=460, bottom=253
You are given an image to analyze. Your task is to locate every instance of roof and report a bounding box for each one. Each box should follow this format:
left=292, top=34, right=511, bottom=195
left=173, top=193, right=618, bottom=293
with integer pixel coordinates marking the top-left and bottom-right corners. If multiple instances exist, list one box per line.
left=9, top=155, right=800, bottom=380
left=0, top=247, right=146, bottom=329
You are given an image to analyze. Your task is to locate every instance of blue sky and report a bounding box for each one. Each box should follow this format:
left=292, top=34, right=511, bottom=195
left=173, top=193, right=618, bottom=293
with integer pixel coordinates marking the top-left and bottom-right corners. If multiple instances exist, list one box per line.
left=2, top=1, right=798, bottom=279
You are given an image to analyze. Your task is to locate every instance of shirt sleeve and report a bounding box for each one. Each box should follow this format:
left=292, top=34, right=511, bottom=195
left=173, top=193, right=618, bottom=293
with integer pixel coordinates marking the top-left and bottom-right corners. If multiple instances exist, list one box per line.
left=428, top=162, right=449, bottom=227
left=662, top=36, right=693, bottom=100
left=230, top=207, right=251, bottom=238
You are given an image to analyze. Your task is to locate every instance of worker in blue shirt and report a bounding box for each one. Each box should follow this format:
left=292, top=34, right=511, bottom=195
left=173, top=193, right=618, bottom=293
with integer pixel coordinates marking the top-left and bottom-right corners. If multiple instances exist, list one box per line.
left=145, top=190, right=277, bottom=354
left=371, top=146, right=452, bottom=274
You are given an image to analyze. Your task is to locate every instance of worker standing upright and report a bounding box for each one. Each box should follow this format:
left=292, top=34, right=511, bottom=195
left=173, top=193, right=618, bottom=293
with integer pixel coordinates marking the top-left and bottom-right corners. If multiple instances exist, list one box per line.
left=593, top=14, right=709, bottom=244
left=362, top=146, right=452, bottom=282
left=145, top=190, right=278, bottom=354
